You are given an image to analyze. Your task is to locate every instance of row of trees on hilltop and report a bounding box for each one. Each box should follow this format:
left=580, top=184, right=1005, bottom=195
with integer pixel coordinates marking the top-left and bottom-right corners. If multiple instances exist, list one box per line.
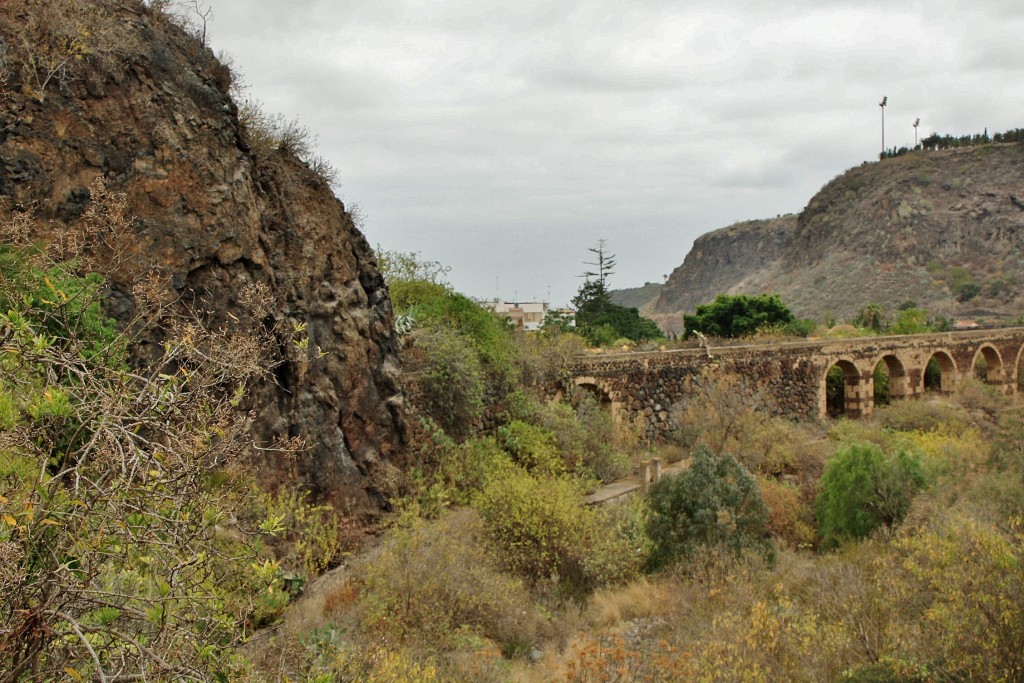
left=881, top=126, right=1024, bottom=159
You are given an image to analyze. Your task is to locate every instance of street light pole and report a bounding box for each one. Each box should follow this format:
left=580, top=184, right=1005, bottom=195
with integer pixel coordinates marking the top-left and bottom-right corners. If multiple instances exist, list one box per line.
left=879, top=96, right=887, bottom=156
left=913, top=117, right=920, bottom=147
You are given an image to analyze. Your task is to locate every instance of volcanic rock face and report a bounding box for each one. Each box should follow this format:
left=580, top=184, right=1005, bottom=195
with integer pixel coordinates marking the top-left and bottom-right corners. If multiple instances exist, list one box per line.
left=653, top=215, right=795, bottom=317
left=0, top=0, right=405, bottom=510
left=653, top=143, right=1024, bottom=323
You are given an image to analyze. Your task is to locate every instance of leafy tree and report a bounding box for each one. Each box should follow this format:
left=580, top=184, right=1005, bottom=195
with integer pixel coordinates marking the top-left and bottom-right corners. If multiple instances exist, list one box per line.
left=854, top=303, right=885, bottom=332
left=645, top=446, right=773, bottom=570
left=816, top=442, right=925, bottom=548
left=683, top=294, right=796, bottom=339
left=572, top=242, right=662, bottom=345
left=890, top=307, right=933, bottom=335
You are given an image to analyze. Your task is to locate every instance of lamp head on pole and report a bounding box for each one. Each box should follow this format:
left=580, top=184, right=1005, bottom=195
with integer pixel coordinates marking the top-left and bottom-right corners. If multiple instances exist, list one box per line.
left=880, top=96, right=887, bottom=108
left=914, top=117, right=920, bottom=128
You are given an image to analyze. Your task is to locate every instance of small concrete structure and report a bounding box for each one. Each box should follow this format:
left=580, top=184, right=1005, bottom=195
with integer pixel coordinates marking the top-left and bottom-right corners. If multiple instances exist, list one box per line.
left=586, top=456, right=686, bottom=505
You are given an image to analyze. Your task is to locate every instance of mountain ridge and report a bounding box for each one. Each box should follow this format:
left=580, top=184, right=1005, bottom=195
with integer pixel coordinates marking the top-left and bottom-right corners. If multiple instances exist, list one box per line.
left=653, top=141, right=1024, bottom=327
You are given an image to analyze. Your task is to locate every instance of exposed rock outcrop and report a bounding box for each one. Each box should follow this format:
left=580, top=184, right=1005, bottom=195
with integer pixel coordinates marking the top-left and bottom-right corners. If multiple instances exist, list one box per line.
left=0, top=0, right=406, bottom=512
left=653, top=215, right=795, bottom=316
left=653, top=143, right=1024, bottom=324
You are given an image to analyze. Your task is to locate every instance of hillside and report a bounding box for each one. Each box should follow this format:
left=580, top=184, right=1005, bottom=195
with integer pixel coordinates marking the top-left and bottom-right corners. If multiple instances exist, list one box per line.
left=608, top=281, right=663, bottom=310
left=0, top=0, right=406, bottom=511
left=654, top=142, right=1024, bottom=324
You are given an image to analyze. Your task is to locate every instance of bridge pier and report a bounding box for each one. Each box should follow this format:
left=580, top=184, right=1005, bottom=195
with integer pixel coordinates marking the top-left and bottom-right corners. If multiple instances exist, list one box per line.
left=845, top=373, right=873, bottom=418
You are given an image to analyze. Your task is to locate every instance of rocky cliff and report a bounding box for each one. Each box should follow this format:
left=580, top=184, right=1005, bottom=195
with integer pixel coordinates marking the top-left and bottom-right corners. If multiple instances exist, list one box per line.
left=0, top=0, right=406, bottom=511
left=653, top=142, right=1024, bottom=324
left=653, top=215, right=795, bottom=317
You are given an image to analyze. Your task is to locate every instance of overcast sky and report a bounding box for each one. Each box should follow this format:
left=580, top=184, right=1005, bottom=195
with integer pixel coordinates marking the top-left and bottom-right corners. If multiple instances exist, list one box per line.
left=203, top=0, right=1024, bottom=307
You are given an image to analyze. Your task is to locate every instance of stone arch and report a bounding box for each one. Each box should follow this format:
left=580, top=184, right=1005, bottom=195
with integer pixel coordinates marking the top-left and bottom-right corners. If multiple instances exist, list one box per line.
left=572, top=376, right=621, bottom=423
left=1016, top=343, right=1024, bottom=391
left=871, top=353, right=909, bottom=406
left=823, top=358, right=866, bottom=418
left=972, top=344, right=1005, bottom=385
left=923, top=350, right=957, bottom=393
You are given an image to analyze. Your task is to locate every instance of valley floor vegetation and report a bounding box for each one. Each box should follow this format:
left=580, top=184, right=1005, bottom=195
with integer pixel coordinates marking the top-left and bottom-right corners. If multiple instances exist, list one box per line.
left=4, top=1, right=1022, bottom=681
left=4, top=207, right=1023, bottom=681
left=235, top=251, right=1024, bottom=682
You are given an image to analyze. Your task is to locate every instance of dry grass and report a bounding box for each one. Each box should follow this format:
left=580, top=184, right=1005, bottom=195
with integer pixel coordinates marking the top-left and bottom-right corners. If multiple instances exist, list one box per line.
left=588, top=576, right=671, bottom=629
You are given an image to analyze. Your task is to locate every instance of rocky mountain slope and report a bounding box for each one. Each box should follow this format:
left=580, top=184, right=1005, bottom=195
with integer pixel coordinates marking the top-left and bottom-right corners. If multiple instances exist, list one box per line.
left=608, top=281, right=663, bottom=310
left=0, top=0, right=405, bottom=511
left=653, top=142, right=1024, bottom=325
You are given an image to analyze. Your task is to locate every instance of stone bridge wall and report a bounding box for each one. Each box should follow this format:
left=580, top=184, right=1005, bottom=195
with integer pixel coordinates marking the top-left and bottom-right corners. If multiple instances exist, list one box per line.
left=569, top=328, right=1024, bottom=441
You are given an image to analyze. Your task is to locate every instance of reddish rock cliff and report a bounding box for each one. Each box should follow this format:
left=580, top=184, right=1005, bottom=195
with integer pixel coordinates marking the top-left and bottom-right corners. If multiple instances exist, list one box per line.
left=0, top=0, right=406, bottom=511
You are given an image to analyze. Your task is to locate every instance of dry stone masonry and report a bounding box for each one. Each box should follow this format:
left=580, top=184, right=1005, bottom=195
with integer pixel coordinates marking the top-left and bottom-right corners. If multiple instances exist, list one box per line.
left=570, top=328, right=1024, bottom=440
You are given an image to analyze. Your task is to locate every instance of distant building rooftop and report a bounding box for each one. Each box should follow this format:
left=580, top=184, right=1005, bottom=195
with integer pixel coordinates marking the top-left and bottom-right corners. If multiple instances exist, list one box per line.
left=481, top=299, right=574, bottom=331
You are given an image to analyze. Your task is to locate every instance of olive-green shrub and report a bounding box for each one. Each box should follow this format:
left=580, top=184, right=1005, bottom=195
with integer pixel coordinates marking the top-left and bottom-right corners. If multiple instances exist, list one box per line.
left=816, top=442, right=925, bottom=548
left=473, top=470, right=642, bottom=597
left=646, top=446, right=773, bottom=570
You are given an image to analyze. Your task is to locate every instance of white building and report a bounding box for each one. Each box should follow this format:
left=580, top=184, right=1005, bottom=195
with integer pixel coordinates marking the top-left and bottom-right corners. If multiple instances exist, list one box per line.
left=483, top=300, right=549, bottom=331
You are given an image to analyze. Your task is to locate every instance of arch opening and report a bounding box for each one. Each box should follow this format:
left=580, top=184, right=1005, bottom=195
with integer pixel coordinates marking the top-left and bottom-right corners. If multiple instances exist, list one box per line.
left=924, top=351, right=957, bottom=393
left=574, top=381, right=612, bottom=411
left=972, top=345, right=1004, bottom=385
left=872, top=354, right=908, bottom=406
left=1018, top=344, right=1024, bottom=392
left=825, top=360, right=861, bottom=418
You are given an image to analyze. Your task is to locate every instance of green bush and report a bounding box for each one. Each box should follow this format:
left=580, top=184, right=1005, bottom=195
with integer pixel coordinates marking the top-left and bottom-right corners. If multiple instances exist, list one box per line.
left=415, top=327, right=486, bottom=436
left=473, top=470, right=642, bottom=597
left=0, top=247, right=122, bottom=363
left=415, top=292, right=517, bottom=385
left=429, top=435, right=517, bottom=507
left=645, top=446, right=773, bottom=570
left=816, top=443, right=925, bottom=548
left=497, top=420, right=564, bottom=475
left=683, top=294, right=795, bottom=339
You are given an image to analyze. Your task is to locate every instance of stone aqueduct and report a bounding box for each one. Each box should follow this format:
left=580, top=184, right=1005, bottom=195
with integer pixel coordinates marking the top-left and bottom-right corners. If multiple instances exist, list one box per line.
left=568, top=328, right=1024, bottom=440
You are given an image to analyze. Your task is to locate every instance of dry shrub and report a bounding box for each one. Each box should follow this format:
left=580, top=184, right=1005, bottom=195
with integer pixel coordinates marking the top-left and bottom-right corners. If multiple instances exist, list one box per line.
left=886, top=511, right=1024, bottom=681
left=893, top=424, right=988, bottom=481
left=588, top=576, right=670, bottom=629
left=237, top=98, right=340, bottom=188
left=872, top=395, right=972, bottom=433
left=758, top=476, right=816, bottom=549
left=669, top=374, right=829, bottom=487
left=671, top=373, right=762, bottom=455
left=678, top=592, right=847, bottom=682
left=785, top=542, right=895, bottom=668
left=0, top=0, right=128, bottom=100
left=952, top=375, right=1008, bottom=420
left=743, top=415, right=828, bottom=480
left=528, top=396, right=633, bottom=483
left=561, top=631, right=688, bottom=683
left=512, top=330, right=587, bottom=389
left=355, top=509, right=543, bottom=654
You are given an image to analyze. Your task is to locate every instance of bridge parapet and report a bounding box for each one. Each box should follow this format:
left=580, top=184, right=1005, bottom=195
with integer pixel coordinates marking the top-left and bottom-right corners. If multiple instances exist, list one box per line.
left=567, top=328, right=1024, bottom=441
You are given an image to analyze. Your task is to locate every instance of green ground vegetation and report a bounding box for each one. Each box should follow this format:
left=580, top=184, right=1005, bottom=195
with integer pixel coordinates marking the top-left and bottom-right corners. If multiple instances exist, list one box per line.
left=0, top=188, right=354, bottom=681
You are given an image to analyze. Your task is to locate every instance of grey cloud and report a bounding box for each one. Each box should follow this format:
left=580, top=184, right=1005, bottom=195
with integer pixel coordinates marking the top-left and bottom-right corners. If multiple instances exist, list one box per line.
left=206, top=0, right=1024, bottom=306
